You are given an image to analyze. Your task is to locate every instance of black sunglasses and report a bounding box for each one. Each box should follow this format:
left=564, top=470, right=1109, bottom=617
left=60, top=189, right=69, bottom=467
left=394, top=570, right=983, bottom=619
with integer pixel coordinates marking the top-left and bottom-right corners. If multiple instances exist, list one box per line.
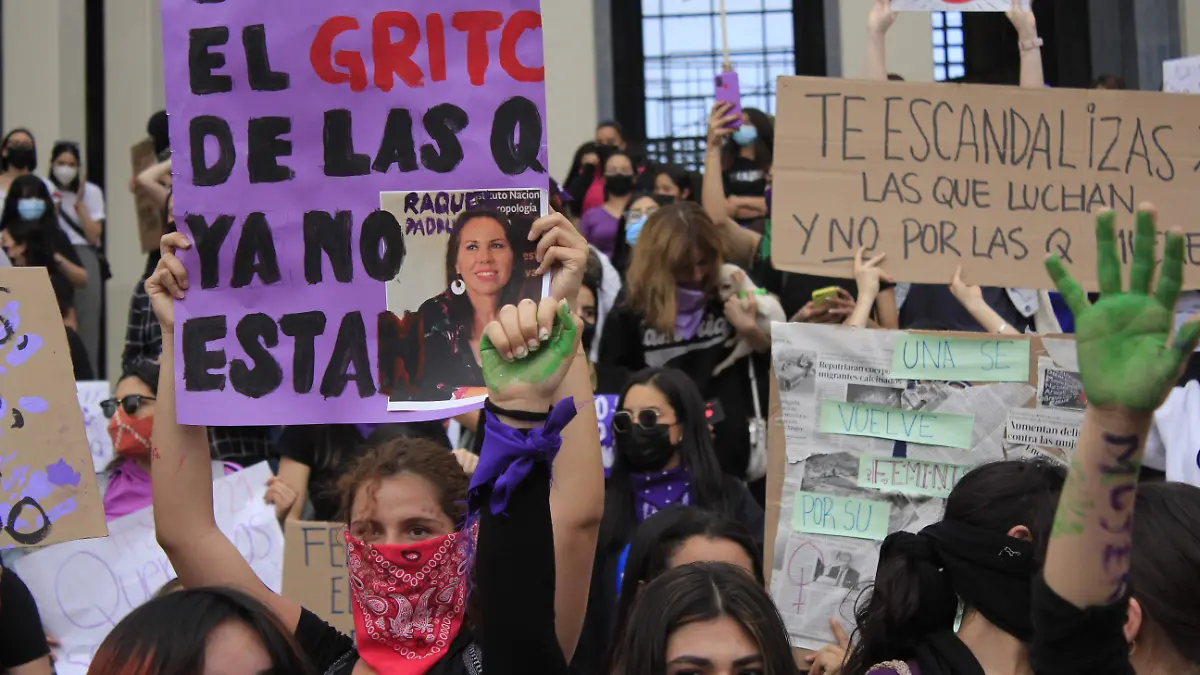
left=100, top=395, right=156, bottom=419
left=612, top=409, right=672, bottom=433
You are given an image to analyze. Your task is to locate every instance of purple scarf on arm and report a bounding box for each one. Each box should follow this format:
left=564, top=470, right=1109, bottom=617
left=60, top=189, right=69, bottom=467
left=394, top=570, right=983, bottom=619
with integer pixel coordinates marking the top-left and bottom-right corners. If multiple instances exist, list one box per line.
left=467, top=397, right=578, bottom=516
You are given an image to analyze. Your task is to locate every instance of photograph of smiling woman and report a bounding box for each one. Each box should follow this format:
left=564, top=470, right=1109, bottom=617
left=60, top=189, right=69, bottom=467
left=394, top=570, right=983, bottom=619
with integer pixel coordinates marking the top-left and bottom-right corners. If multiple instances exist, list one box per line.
left=382, top=205, right=539, bottom=403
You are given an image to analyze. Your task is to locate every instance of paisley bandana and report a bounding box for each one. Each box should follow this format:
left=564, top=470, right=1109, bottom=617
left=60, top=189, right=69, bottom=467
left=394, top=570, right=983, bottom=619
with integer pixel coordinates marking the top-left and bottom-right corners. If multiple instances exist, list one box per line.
left=346, top=526, right=475, bottom=675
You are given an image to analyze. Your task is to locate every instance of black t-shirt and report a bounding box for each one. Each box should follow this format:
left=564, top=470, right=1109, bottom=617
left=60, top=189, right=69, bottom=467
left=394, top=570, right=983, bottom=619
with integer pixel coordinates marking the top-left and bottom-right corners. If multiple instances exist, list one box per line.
left=0, top=567, right=50, bottom=669
left=722, top=156, right=767, bottom=198
left=900, top=285, right=1032, bottom=333
left=750, top=250, right=859, bottom=321
left=276, top=425, right=368, bottom=521
left=596, top=298, right=755, bottom=479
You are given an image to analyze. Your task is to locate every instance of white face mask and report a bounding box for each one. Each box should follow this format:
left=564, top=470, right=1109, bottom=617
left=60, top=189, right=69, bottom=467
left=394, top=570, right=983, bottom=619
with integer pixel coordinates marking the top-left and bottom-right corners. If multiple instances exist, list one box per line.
left=53, top=165, right=78, bottom=185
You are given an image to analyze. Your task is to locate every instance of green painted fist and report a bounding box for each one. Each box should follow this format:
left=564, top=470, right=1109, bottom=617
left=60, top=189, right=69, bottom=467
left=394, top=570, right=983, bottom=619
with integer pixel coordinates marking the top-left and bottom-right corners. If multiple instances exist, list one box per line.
left=1045, top=209, right=1200, bottom=412
left=480, top=298, right=581, bottom=412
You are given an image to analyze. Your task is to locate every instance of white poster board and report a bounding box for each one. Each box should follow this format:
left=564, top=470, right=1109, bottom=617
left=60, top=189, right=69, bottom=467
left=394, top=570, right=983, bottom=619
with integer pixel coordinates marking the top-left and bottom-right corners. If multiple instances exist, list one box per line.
left=892, top=0, right=1022, bottom=11
left=14, top=462, right=283, bottom=674
left=1164, top=55, right=1200, bottom=94
left=75, top=381, right=112, bottom=473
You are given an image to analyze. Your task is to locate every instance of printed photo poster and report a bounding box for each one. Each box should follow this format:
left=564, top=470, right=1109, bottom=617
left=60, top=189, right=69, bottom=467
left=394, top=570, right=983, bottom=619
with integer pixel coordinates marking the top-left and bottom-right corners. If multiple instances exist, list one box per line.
left=380, top=189, right=548, bottom=410
left=161, top=0, right=550, bottom=425
left=0, top=268, right=105, bottom=549
left=764, top=323, right=1082, bottom=650
left=76, top=381, right=114, bottom=473
left=14, top=463, right=283, bottom=674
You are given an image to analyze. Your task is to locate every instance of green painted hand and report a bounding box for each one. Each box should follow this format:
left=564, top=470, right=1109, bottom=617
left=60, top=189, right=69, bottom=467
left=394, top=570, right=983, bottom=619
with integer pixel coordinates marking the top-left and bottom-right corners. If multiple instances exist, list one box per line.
left=1045, top=209, right=1200, bottom=412
left=480, top=300, right=581, bottom=411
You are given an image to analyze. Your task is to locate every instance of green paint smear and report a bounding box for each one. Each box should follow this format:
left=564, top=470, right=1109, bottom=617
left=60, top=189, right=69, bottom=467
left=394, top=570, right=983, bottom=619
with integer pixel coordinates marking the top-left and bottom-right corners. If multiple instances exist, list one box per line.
left=479, top=302, right=578, bottom=395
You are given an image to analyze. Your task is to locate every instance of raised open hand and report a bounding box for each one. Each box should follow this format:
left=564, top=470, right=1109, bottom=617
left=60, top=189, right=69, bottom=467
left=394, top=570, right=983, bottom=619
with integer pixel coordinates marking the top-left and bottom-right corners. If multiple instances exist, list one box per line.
left=867, top=0, right=896, bottom=37
left=481, top=296, right=581, bottom=413
left=1006, top=0, right=1038, bottom=40
left=1045, top=207, right=1200, bottom=413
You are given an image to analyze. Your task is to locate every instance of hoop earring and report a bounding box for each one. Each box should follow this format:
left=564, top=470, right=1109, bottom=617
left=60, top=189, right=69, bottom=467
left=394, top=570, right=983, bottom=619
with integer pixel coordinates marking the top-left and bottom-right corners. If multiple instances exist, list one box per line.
left=451, top=277, right=466, bottom=296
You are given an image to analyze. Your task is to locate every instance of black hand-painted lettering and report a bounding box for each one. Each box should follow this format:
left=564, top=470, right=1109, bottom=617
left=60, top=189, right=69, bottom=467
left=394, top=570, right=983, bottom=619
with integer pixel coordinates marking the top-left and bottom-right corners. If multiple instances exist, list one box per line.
left=188, top=26, right=233, bottom=95
left=186, top=214, right=235, bottom=289
left=230, top=313, right=283, bottom=398
left=247, top=116, right=294, bottom=184
left=1045, top=228, right=1073, bottom=263
left=1125, top=119, right=1153, bottom=178
left=1057, top=110, right=1077, bottom=169
left=1009, top=109, right=1031, bottom=167
left=303, top=211, right=354, bottom=284
left=373, top=109, right=420, bottom=174
left=1097, top=116, right=1122, bottom=173
left=189, top=115, right=236, bottom=187
left=1150, top=125, right=1173, bottom=181
left=422, top=103, right=469, bottom=173
left=320, top=312, right=374, bottom=398
left=883, top=97, right=903, bottom=161
left=1009, top=227, right=1029, bottom=260
left=231, top=213, right=282, bottom=288
left=323, top=109, right=370, bottom=177
left=908, top=99, right=933, bottom=162
left=932, top=101, right=953, bottom=161
left=491, top=96, right=546, bottom=175
left=805, top=93, right=839, bottom=158
left=841, top=95, right=866, bottom=161
left=982, top=109, right=1007, bottom=165
left=793, top=214, right=816, bottom=255
left=181, top=316, right=229, bottom=392
left=4, top=497, right=51, bottom=545
left=955, top=104, right=980, bottom=163
left=242, top=24, right=289, bottom=91
left=10, top=408, right=23, bottom=429
left=1027, top=113, right=1052, bottom=170
left=360, top=210, right=406, bottom=281
left=280, top=311, right=328, bottom=394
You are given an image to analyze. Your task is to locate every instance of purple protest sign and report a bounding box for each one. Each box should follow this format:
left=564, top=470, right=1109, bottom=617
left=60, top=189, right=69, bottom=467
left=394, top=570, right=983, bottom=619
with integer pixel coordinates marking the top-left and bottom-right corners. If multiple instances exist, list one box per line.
left=161, top=1, right=549, bottom=425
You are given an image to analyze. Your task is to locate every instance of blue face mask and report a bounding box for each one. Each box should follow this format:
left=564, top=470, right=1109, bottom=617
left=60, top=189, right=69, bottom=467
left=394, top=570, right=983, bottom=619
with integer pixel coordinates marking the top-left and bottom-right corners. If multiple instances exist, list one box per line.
left=625, top=216, right=647, bottom=245
left=732, top=125, right=758, bottom=146
left=17, top=198, right=45, bottom=222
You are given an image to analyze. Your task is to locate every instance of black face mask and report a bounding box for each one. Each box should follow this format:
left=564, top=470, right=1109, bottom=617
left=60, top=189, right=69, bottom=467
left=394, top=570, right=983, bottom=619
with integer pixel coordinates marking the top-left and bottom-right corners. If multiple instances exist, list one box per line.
left=582, top=321, right=596, bottom=353
left=5, top=146, right=34, bottom=171
left=605, top=174, right=635, bottom=197
left=616, top=425, right=675, bottom=472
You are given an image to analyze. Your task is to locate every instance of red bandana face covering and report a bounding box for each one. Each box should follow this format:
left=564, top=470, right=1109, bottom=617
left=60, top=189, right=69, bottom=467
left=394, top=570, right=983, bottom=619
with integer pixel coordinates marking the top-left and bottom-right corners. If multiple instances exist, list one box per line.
left=346, top=528, right=473, bottom=675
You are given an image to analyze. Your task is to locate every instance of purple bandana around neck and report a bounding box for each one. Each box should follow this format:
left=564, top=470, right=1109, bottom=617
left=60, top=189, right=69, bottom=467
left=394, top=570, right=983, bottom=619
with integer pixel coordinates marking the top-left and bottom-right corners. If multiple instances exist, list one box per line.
left=468, top=397, right=578, bottom=516
left=629, top=465, right=692, bottom=523
left=674, top=287, right=708, bottom=340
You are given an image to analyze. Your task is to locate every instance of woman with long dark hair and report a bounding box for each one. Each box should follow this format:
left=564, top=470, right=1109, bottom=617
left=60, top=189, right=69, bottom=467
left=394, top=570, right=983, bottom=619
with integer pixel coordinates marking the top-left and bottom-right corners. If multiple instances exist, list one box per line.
left=607, top=506, right=763, bottom=672
left=840, top=459, right=1065, bottom=675
left=88, top=587, right=314, bottom=675
left=0, top=174, right=88, bottom=288
left=719, top=108, right=773, bottom=225
left=381, top=208, right=532, bottom=402
left=0, top=128, right=40, bottom=198
left=608, top=562, right=795, bottom=675
left=571, top=368, right=762, bottom=674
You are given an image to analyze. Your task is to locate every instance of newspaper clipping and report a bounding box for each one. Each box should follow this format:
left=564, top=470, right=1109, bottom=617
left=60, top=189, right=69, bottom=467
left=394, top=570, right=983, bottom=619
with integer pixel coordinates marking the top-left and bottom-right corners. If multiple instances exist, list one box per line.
left=769, top=323, right=1042, bottom=650
left=1004, top=343, right=1084, bottom=463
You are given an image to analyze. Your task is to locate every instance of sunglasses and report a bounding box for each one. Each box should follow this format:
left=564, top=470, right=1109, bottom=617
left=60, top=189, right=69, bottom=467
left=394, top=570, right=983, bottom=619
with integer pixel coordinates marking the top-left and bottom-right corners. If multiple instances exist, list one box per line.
left=100, top=395, right=156, bottom=419
left=612, top=409, right=674, bottom=433
left=624, top=206, right=658, bottom=223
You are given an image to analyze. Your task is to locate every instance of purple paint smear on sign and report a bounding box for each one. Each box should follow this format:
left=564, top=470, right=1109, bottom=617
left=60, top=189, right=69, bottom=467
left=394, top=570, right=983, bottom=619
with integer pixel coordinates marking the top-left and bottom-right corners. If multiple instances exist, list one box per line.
left=163, top=1, right=548, bottom=426
left=46, top=459, right=82, bottom=487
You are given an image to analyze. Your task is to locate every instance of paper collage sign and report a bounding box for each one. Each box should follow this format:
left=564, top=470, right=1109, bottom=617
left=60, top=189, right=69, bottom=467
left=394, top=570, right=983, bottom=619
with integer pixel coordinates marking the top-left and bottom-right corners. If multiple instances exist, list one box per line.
left=771, top=77, right=1200, bottom=290
left=15, top=463, right=284, bottom=674
left=161, top=1, right=549, bottom=425
left=282, top=521, right=355, bottom=635
left=1164, top=55, right=1200, bottom=94
left=0, top=268, right=104, bottom=549
left=766, top=323, right=1081, bottom=650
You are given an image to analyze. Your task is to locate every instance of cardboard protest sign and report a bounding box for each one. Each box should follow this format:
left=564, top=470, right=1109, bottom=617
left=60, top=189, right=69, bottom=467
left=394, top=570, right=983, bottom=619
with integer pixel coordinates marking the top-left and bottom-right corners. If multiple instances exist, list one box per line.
left=380, top=189, right=547, bottom=409
left=0, top=268, right=104, bottom=548
left=764, top=323, right=1079, bottom=650
left=130, top=138, right=163, bottom=254
left=282, top=521, right=354, bottom=635
left=14, top=463, right=283, bottom=673
left=1164, top=56, right=1200, bottom=94
left=161, top=1, right=549, bottom=425
left=771, top=77, right=1200, bottom=290
left=892, top=0, right=1022, bottom=10
left=76, top=381, right=113, bottom=473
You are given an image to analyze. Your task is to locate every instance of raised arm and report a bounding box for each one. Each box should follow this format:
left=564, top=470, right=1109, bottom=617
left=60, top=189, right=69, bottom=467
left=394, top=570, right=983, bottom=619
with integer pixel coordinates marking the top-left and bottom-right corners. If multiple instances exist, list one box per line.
left=703, top=103, right=760, bottom=266
left=1042, top=207, right=1200, bottom=608
left=146, top=233, right=304, bottom=631
left=135, top=158, right=172, bottom=210
left=530, top=213, right=606, bottom=658
left=949, top=265, right=1021, bottom=334
left=1008, top=0, right=1045, bottom=89
left=865, top=0, right=896, bottom=81
left=845, top=248, right=892, bottom=328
